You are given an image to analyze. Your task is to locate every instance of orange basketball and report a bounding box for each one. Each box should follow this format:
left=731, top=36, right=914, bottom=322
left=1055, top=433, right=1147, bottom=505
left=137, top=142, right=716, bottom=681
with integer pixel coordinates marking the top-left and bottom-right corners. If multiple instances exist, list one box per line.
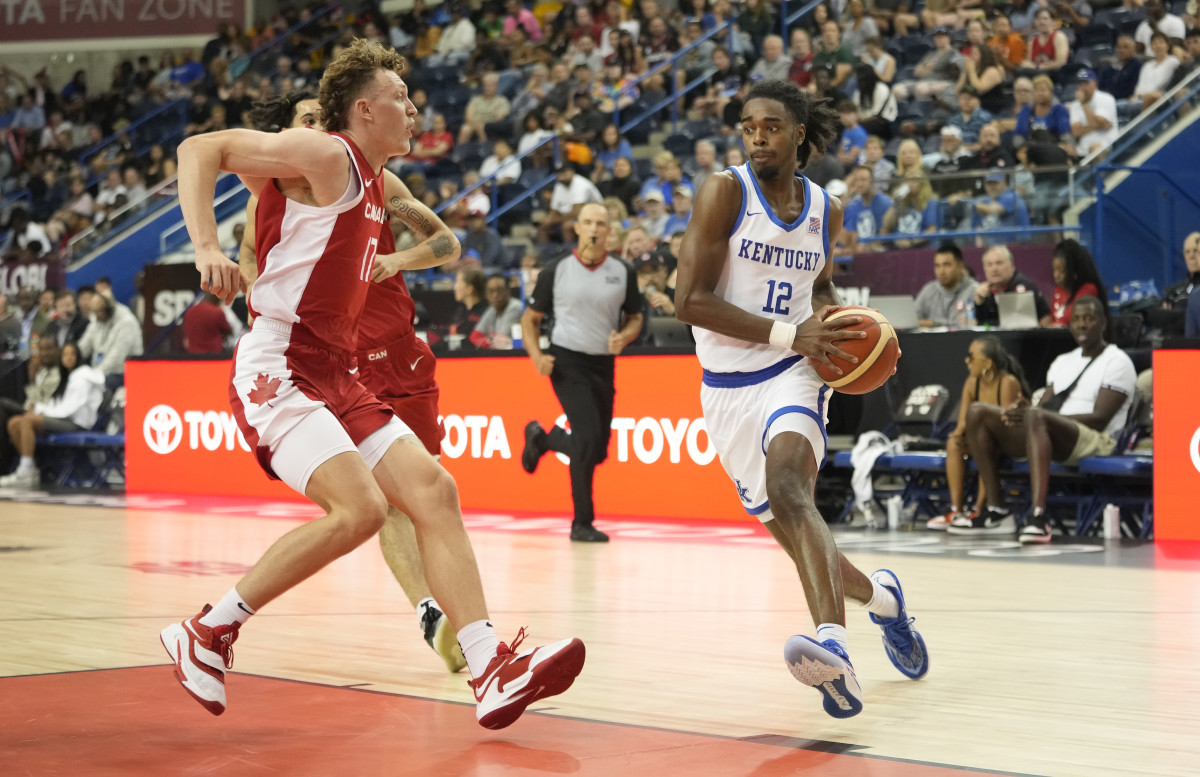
left=812, top=306, right=900, bottom=395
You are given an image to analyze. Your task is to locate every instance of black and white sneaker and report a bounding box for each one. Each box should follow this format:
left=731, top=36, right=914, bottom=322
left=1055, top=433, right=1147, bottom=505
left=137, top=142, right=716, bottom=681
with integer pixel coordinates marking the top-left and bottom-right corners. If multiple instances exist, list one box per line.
left=946, top=507, right=1016, bottom=535
left=1018, top=520, right=1052, bottom=544
left=419, top=602, right=466, bottom=673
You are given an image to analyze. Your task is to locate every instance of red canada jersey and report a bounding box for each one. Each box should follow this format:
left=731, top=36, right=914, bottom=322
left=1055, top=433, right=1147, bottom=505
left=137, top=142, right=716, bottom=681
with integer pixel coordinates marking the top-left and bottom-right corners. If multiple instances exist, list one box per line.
left=357, top=222, right=418, bottom=350
left=250, top=132, right=387, bottom=353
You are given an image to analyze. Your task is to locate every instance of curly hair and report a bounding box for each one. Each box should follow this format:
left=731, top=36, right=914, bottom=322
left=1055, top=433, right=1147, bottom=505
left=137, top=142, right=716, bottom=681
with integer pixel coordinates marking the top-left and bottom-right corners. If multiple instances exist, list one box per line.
left=1054, top=238, right=1109, bottom=311
left=247, top=90, right=316, bottom=133
left=744, top=80, right=840, bottom=169
left=318, top=38, right=407, bottom=134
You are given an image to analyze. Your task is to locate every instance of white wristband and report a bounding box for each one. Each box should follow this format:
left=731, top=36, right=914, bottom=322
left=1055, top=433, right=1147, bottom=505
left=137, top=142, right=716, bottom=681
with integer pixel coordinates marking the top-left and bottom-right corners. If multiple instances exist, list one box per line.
left=768, top=320, right=798, bottom=350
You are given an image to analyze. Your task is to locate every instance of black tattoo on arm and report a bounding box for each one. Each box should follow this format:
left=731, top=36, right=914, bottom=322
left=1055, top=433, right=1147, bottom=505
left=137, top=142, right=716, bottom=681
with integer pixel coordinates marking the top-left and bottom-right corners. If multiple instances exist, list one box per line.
left=428, top=235, right=455, bottom=259
left=388, top=195, right=436, bottom=238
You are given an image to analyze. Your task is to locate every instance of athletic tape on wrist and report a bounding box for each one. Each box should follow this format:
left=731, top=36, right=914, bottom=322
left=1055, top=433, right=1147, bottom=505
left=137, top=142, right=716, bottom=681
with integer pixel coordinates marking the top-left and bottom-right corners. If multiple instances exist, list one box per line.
left=769, top=320, right=798, bottom=350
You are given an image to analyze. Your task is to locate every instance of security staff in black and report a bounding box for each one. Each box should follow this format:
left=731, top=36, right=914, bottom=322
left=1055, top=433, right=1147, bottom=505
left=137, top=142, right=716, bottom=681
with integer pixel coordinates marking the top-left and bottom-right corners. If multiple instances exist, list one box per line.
left=520, top=202, right=644, bottom=542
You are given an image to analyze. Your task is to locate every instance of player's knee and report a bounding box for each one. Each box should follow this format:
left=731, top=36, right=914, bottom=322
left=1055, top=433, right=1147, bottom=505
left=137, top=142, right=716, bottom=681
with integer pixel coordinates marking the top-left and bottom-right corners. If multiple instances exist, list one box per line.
left=764, top=478, right=816, bottom=524
left=333, top=490, right=389, bottom=545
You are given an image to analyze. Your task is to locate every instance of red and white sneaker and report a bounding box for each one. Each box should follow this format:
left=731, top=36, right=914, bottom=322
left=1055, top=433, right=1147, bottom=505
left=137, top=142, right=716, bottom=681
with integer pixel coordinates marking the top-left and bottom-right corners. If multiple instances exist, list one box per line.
left=469, top=628, right=586, bottom=730
left=160, top=604, right=240, bottom=715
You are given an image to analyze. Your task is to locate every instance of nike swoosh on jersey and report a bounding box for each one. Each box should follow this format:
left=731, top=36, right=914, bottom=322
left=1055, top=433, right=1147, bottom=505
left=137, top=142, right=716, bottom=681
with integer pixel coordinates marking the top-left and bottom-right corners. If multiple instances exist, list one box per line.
left=746, top=211, right=762, bottom=216
left=410, top=355, right=424, bottom=370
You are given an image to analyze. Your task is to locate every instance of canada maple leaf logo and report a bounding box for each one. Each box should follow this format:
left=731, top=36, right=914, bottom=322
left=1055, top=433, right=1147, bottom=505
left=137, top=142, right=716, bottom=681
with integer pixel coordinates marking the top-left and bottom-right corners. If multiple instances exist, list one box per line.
left=248, top=373, right=283, bottom=407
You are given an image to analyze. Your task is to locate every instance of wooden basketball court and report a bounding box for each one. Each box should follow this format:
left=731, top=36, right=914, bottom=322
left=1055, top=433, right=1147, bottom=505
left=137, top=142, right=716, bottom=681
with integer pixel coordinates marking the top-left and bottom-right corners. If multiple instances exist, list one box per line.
left=2, top=492, right=1197, bottom=776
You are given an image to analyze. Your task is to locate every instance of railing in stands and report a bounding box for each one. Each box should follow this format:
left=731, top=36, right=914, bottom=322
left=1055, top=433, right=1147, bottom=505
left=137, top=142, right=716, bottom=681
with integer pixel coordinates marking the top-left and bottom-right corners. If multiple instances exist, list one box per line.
left=780, top=0, right=826, bottom=42
left=157, top=174, right=248, bottom=256
left=65, top=174, right=182, bottom=267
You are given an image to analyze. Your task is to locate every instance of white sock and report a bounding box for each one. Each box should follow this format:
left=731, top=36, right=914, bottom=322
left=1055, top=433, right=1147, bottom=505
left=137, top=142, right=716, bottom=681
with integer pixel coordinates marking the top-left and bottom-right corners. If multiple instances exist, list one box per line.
left=458, top=619, right=500, bottom=679
left=199, top=587, right=255, bottom=628
left=816, top=623, right=849, bottom=654
left=17, top=457, right=35, bottom=473
left=989, top=505, right=1011, bottom=515
left=864, top=577, right=901, bottom=619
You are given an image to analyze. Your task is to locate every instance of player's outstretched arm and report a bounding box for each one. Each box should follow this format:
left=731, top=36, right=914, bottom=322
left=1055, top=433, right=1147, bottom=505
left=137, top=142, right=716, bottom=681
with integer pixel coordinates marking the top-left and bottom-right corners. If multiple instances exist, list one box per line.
left=371, top=170, right=462, bottom=281
left=179, top=128, right=350, bottom=304
left=674, top=172, right=862, bottom=371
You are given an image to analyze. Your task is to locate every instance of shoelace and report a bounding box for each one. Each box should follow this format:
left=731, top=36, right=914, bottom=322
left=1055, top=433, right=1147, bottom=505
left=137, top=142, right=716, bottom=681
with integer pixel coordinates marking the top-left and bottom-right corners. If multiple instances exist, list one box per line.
left=469, top=627, right=530, bottom=692
left=507, top=626, right=528, bottom=654
left=211, top=624, right=239, bottom=669
left=420, top=606, right=439, bottom=640
left=881, top=616, right=916, bottom=653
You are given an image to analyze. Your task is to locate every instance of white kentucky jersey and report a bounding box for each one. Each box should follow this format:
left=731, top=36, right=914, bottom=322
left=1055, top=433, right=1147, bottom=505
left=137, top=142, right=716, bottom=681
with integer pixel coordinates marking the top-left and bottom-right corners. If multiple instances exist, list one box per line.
left=693, top=164, right=832, bottom=377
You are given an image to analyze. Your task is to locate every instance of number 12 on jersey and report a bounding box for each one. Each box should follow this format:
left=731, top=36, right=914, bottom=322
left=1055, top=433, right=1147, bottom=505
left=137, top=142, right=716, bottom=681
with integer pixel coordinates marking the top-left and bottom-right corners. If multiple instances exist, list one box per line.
left=762, top=280, right=792, bottom=315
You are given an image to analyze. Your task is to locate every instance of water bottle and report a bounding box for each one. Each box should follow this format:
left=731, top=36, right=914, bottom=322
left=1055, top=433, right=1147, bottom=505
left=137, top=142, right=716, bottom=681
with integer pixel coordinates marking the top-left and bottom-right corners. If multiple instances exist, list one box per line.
left=1103, top=503, right=1121, bottom=540
left=955, top=300, right=967, bottom=328
left=887, top=495, right=903, bottom=530
left=964, top=301, right=977, bottom=328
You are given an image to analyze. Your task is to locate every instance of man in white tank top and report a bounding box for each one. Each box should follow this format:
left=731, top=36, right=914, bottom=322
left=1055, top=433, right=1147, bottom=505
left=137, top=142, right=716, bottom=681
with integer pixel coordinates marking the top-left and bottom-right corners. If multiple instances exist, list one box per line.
left=676, top=80, right=929, bottom=719
left=161, top=40, right=585, bottom=730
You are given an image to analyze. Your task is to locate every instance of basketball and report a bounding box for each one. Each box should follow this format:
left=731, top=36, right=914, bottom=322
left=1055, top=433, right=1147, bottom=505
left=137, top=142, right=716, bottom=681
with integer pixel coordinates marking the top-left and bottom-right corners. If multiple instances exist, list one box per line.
left=812, top=306, right=900, bottom=395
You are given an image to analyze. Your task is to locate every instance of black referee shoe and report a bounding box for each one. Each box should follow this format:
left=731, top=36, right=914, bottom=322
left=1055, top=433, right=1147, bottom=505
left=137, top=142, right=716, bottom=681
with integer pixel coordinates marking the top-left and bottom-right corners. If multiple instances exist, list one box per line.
left=570, top=524, right=610, bottom=543
left=521, top=421, right=547, bottom=474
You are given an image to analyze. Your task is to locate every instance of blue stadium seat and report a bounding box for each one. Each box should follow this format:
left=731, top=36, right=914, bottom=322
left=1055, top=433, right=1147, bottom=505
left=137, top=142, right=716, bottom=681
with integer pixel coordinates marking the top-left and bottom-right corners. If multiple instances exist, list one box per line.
left=1076, top=23, right=1116, bottom=48
left=663, top=133, right=695, bottom=158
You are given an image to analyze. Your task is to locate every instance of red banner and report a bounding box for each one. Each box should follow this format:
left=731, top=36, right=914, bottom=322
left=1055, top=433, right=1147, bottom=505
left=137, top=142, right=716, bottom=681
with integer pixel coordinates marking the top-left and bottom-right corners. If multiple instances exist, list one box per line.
left=0, top=0, right=244, bottom=42
left=1153, top=350, right=1200, bottom=541
left=126, top=356, right=744, bottom=520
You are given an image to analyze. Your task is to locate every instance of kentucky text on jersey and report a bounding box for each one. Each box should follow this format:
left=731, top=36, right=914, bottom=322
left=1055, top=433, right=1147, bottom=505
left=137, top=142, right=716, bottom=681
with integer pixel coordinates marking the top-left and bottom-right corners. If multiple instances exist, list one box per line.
left=735, top=239, right=822, bottom=270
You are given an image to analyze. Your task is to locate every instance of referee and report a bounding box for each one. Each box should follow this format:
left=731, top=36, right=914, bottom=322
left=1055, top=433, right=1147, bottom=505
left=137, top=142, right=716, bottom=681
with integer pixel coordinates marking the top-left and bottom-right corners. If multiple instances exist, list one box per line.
left=520, top=202, right=644, bottom=542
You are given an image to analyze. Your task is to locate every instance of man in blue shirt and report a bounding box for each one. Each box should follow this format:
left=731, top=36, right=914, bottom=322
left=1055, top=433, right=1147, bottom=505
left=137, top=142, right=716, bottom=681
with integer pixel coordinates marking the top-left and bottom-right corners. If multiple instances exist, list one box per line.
left=1098, top=36, right=1142, bottom=100
left=973, top=171, right=1030, bottom=243
left=836, top=100, right=869, bottom=167
left=836, top=165, right=892, bottom=256
left=947, top=87, right=993, bottom=150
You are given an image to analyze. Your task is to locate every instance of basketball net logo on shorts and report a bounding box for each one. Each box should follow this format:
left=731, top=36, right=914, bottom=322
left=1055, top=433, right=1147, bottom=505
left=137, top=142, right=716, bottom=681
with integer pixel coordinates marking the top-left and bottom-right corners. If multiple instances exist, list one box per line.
left=142, top=403, right=251, bottom=455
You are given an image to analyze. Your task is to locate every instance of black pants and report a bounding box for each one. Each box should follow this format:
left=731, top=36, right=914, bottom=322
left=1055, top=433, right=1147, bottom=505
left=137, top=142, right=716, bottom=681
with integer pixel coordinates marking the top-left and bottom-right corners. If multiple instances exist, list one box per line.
left=545, top=345, right=615, bottom=528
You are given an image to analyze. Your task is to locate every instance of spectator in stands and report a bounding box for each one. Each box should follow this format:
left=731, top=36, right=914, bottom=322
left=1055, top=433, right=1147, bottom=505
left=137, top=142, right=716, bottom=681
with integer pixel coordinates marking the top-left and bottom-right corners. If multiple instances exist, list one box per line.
left=1163, top=28, right=1200, bottom=91
left=1013, top=75, right=1072, bottom=147
left=841, top=0, right=880, bottom=57
left=837, top=165, right=893, bottom=256
left=814, top=19, right=858, bottom=88
left=685, top=141, right=722, bottom=192
left=607, top=29, right=647, bottom=75
left=883, top=171, right=940, bottom=247
left=570, top=31, right=607, bottom=73
left=516, top=110, right=556, bottom=160
left=1135, top=0, right=1186, bottom=53
left=0, top=294, right=19, bottom=359
left=1, top=208, right=50, bottom=260
left=1188, top=284, right=1200, bottom=337
left=1022, top=8, right=1071, bottom=74
left=640, top=189, right=670, bottom=239
left=142, top=144, right=177, bottom=186
left=1008, top=0, right=1040, bottom=33
left=892, top=26, right=963, bottom=102
left=851, top=63, right=897, bottom=137
left=737, top=0, right=775, bottom=52
left=641, top=16, right=681, bottom=66
left=10, top=92, right=46, bottom=132
left=449, top=268, right=489, bottom=349
left=694, top=46, right=746, bottom=121
left=433, top=4, right=479, bottom=65
left=122, top=167, right=149, bottom=208
left=924, top=126, right=972, bottom=198
left=1068, top=68, right=1118, bottom=157
left=1130, top=31, right=1181, bottom=110
left=788, top=28, right=817, bottom=87
left=862, top=36, right=897, bottom=84
left=663, top=186, right=693, bottom=236
left=565, top=90, right=608, bottom=146
left=633, top=251, right=676, bottom=317
left=0, top=341, right=104, bottom=489
left=15, top=287, right=51, bottom=353
left=641, top=153, right=693, bottom=206
left=462, top=210, right=506, bottom=268
left=19, top=339, right=62, bottom=413
left=836, top=101, right=869, bottom=166
left=892, top=137, right=926, bottom=183
left=475, top=274, right=525, bottom=349
left=412, top=113, right=454, bottom=165
left=503, top=0, right=543, bottom=41
left=928, top=335, right=1031, bottom=530
left=604, top=197, right=632, bottom=229
left=917, top=242, right=980, bottom=327
left=962, top=121, right=1018, bottom=172
left=595, top=63, right=637, bottom=115
left=864, top=135, right=896, bottom=183
left=955, top=296, right=1135, bottom=541
left=76, top=290, right=142, bottom=381
left=182, top=292, right=232, bottom=354
left=460, top=73, right=512, bottom=144
left=1152, top=232, right=1200, bottom=336
left=989, top=15, right=1027, bottom=72
left=539, top=161, right=605, bottom=243
left=480, top=138, right=522, bottom=185
left=749, top=34, right=794, bottom=83
left=1054, top=0, right=1094, bottom=46
left=622, top=225, right=657, bottom=262
left=947, top=86, right=994, bottom=150
left=45, top=289, right=88, bottom=349
left=971, top=243, right=1053, bottom=326
left=922, top=0, right=978, bottom=30
left=1099, top=36, right=1143, bottom=101
left=1050, top=239, right=1107, bottom=326
left=873, top=0, right=919, bottom=35
left=996, top=76, right=1035, bottom=133
left=958, top=42, right=1008, bottom=117
left=971, top=171, right=1029, bottom=241
left=809, top=63, right=850, bottom=109
left=598, top=156, right=641, bottom=213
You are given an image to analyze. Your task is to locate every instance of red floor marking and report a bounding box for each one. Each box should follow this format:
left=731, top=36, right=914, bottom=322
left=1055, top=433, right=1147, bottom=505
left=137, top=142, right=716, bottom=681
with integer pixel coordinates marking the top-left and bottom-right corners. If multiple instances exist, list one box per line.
left=3, top=667, right=1009, bottom=777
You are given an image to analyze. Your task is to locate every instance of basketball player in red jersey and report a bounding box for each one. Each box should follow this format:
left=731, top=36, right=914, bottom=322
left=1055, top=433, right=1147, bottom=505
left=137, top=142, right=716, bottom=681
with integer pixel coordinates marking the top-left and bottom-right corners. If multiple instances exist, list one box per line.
left=237, top=91, right=466, bottom=674
left=162, top=40, right=585, bottom=728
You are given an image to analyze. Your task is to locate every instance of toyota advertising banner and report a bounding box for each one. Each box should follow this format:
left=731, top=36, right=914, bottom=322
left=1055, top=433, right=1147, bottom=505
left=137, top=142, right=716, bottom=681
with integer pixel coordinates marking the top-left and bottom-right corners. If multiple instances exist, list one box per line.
left=126, top=356, right=740, bottom=520
left=0, top=0, right=244, bottom=42
left=1153, top=350, right=1200, bottom=541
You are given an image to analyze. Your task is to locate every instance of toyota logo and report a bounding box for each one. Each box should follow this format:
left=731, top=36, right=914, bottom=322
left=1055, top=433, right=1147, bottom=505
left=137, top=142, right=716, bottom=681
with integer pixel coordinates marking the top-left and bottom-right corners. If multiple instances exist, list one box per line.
left=144, top=404, right=183, bottom=454
left=1192, top=427, right=1200, bottom=475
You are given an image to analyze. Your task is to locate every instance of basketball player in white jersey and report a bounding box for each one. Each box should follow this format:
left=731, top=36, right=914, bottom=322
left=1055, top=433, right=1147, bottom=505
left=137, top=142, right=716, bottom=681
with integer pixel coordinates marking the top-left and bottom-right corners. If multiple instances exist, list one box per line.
left=162, top=40, right=585, bottom=729
left=237, top=91, right=466, bottom=674
left=675, top=80, right=929, bottom=719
